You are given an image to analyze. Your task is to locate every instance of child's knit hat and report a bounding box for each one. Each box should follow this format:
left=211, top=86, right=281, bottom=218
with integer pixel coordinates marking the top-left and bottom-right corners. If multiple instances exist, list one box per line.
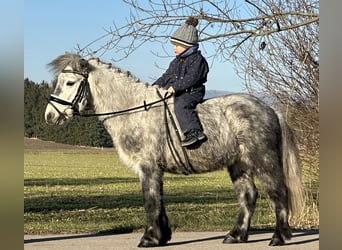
left=170, top=17, right=199, bottom=47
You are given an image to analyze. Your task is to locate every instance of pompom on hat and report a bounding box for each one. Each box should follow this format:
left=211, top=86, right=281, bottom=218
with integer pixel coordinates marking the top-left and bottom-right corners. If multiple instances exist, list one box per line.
left=170, top=17, right=199, bottom=47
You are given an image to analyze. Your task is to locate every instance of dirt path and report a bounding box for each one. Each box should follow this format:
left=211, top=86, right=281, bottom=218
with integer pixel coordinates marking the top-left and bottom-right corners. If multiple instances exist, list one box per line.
left=25, top=230, right=319, bottom=250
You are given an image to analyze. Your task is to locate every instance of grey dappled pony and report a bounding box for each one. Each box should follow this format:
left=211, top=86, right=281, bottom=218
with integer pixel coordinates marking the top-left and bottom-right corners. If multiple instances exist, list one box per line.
left=44, top=53, right=304, bottom=247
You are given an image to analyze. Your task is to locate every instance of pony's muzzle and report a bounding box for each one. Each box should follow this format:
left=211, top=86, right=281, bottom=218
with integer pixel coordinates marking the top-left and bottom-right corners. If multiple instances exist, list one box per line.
left=45, top=109, right=69, bottom=125
left=45, top=111, right=56, bottom=125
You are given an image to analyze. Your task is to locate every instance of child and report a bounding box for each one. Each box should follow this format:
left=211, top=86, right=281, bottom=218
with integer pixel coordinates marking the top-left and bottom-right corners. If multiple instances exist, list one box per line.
left=153, top=17, right=209, bottom=147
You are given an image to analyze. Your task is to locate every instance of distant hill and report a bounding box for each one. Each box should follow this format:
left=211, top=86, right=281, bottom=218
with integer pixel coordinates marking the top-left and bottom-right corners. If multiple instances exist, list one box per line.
left=204, top=89, right=231, bottom=99
left=205, top=89, right=273, bottom=104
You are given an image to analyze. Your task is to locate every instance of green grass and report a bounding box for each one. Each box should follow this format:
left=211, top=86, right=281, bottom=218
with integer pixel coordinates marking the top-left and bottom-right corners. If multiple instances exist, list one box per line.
left=24, top=141, right=318, bottom=234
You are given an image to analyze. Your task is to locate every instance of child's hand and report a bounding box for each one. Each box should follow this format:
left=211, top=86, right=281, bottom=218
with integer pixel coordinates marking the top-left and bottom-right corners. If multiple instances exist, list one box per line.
left=167, top=86, right=175, bottom=94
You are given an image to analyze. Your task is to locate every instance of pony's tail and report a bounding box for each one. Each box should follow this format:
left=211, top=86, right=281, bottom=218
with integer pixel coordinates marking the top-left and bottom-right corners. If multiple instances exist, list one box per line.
left=277, top=111, right=305, bottom=216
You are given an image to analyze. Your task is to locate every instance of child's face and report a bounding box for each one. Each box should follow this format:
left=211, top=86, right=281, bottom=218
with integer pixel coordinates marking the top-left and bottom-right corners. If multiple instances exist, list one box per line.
left=173, top=43, right=187, bottom=55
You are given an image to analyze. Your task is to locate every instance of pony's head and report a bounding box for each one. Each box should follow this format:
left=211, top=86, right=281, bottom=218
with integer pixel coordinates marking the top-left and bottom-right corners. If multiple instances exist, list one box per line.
left=45, top=53, right=92, bottom=125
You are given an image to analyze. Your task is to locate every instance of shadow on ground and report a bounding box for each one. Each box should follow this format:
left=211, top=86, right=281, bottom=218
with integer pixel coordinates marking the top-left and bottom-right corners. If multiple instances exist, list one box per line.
left=25, top=229, right=319, bottom=247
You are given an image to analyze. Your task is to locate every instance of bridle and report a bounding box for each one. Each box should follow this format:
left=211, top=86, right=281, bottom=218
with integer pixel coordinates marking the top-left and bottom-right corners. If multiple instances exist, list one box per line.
left=47, top=69, right=174, bottom=119
left=48, top=69, right=90, bottom=120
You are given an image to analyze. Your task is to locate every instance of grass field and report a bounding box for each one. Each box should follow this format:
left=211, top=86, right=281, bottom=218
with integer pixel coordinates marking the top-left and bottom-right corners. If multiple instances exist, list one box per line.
left=24, top=138, right=318, bottom=234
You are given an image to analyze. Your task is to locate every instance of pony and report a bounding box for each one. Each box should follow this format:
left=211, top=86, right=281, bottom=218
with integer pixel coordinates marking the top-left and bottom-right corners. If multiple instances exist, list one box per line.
left=44, top=53, right=304, bottom=247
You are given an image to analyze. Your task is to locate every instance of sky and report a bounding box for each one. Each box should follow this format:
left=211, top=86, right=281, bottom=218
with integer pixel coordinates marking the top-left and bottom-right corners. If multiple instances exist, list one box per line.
left=24, top=0, right=245, bottom=92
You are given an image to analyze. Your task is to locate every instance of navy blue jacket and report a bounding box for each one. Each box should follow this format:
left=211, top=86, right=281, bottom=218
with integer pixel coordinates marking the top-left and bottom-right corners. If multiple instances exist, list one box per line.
left=153, top=46, right=209, bottom=94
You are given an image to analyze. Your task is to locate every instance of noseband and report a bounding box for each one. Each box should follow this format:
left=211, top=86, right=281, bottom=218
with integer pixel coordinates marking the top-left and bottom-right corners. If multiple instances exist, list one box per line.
left=48, top=70, right=89, bottom=118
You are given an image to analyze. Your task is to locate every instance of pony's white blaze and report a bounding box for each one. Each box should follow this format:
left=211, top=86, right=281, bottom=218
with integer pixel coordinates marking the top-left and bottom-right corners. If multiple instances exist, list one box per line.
left=45, top=66, right=88, bottom=125
left=45, top=53, right=304, bottom=247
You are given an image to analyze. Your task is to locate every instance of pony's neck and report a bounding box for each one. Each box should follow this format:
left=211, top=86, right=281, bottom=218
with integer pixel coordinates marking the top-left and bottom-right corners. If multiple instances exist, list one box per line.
left=87, top=59, right=155, bottom=115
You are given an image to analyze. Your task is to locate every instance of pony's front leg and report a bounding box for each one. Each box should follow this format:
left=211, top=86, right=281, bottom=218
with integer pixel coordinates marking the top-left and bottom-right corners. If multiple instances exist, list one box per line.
left=138, top=167, right=172, bottom=248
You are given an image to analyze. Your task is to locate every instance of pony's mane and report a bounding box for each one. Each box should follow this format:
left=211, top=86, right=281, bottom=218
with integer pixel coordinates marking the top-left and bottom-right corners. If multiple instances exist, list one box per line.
left=88, top=57, right=141, bottom=83
left=47, top=53, right=92, bottom=76
left=48, top=53, right=141, bottom=83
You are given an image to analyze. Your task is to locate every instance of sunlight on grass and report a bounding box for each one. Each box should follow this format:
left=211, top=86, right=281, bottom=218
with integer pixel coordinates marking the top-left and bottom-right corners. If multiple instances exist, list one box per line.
left=24, top=147, right=318, bottom=234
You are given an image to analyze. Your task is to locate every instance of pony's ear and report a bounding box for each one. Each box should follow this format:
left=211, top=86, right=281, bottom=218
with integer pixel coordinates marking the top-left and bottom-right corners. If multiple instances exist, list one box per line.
left=79, top=58, right=89, bottom=71
left=79, top=58, right=92, bottom=73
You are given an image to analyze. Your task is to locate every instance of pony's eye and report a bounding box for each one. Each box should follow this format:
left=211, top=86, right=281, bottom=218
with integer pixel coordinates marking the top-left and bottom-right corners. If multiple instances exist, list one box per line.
left=66, top=81, right=75, bottom=86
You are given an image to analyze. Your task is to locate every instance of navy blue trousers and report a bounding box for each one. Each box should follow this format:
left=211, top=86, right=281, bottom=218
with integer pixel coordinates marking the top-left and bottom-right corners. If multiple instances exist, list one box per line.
left=174, top=86, right=205, bottom=135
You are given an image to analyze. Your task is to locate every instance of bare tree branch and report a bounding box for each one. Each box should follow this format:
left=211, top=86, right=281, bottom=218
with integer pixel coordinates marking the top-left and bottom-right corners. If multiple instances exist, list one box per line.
left=75, top=0, right=319, bottom=163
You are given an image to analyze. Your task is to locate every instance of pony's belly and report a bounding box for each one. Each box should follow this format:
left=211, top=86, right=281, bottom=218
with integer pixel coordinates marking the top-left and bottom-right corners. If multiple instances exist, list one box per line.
left=164, top=162, right=225, bottom=175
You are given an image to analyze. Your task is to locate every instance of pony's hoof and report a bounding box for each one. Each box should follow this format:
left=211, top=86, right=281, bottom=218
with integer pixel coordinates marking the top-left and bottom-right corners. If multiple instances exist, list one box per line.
left=137, top=240, right=159, bottom=248
left=269, top=237, right=285, bottom=246
left=222, top=235, right=243, bottom=244
left=223, top=234, right=237, bottom=243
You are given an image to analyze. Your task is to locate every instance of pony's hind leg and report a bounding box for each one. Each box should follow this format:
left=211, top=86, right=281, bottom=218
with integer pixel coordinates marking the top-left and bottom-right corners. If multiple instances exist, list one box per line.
left=260, top=174, right=292, bottom=246
left=223, top=164, right=258, bottom=244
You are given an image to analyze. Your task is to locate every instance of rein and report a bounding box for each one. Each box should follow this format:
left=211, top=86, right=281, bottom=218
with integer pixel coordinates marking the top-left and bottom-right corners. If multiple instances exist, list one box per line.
left=48, top=69, right=173, bottom=118
left=156, top=89, right=195, bottom=175
left=76, top=93, right=173, bottom=117
left=48, top=68, right=193, bottom=175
